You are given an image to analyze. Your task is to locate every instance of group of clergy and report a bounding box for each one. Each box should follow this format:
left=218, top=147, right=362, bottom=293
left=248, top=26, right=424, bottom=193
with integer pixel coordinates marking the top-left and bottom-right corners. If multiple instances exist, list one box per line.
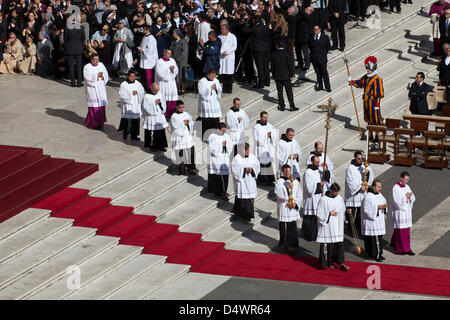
left=82, top=52, right=416, bottom=272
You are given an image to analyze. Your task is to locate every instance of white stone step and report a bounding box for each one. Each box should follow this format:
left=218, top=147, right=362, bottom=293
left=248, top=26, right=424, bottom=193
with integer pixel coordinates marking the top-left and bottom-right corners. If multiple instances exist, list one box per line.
left=0, top=217, right=73, bottom=265
left=146, top=272, right=231, bottom=300
left=0, top=208, right=50, bottom=242
left=27, top=244, right=142, bottom=300
left=0, top=235, right=119, bottom=300
left=0, top=226, right=96, bottom=290
left=67, top=253, right=166, bottom=300
left=105, top=263, right=190, bottom=300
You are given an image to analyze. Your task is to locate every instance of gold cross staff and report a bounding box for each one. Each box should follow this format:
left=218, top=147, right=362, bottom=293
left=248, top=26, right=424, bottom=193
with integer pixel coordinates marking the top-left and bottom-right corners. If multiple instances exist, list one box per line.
left=318, top=97, right=338, bottom=196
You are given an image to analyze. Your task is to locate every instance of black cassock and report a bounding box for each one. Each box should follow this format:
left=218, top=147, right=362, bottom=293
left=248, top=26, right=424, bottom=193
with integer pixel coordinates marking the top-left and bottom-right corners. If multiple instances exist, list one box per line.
left=279, top=221, right=299, bottom=248
left=319, top=242, right=345, bottom=268
left=232, top=197, right=254, bottom=219
left=207, top=174, right=229, bottom=196
left=300, top=215, right=318, bottom=241
left=364, top=235, right=384, bottom=260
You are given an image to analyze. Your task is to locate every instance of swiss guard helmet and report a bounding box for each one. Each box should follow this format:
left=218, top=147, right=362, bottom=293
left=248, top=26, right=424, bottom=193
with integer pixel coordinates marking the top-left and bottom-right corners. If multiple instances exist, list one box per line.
left=365, top=56, right=377, bottom=71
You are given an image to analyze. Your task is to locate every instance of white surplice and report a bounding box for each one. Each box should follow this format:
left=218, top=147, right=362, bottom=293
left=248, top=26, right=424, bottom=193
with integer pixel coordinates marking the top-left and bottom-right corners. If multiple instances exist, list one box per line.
left=302, top=167, right=323, bottom=216
left=207, top=132, right=233, bottom=175
left=232, top=153, right=260, bottom=199
left=218, top=32, right=237, bottom=75
left=170, top=111, right=194, bottom=150
left=361, top=191, right=387, bottom=236
left=389, top=184, right=415, bottom=229
left=119, top=80, right=145, bottom=119
left=316, top=194, right=347, bottom=243
left=83, top=62, right=109, bottom=108
left=306, top=153, right=334, bottom=190
left=197, top=76, right=222, bottom=118
left=253, top=122, right=278, bottom=165
left=225, top=108, right=249, bottom=146
left=155, top=57, right=179, bottom=102
left=277, top=137, right=302, bottom=179
left=344, top=162, right=374, bottom=207
left=275, top=177, right=302, bottom=222
left=141, top=92, right=168, bottom=130
left=139, top=34, right=158, bottom=69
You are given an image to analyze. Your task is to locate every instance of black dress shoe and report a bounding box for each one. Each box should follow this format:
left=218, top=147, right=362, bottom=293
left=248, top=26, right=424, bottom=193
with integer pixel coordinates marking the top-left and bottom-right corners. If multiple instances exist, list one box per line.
left=160, top=147, right=167, bottom=152
left=77, top=82, right=83, bottom=87
left=326, top=88, right=332, bottom=92
left=131, top=137, right=141, bottom=141
left=277, top=105, right=286, bottom=111
left=380, top=255, right=386, bottom=260
left=70, top=82, right=75, bottom=87
left=339, top=47, right=345, bottom=52
left=315, top=87, right=323, bottom=91
left=330, top=46, right=338, bottom=51
left=289, top=106, right=299, bottom=111
left=407, top=251, right=415, bottom=256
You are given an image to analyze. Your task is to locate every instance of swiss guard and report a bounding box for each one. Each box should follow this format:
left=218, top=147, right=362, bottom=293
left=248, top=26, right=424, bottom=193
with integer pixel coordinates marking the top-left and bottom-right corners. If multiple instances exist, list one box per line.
left=348, top=56, right=384, bottom=141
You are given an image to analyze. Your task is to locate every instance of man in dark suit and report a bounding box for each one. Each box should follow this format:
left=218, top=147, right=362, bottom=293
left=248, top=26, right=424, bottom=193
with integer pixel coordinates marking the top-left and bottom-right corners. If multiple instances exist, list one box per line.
left=308, top=25, right=331, bottom=92
left=271, top=41, right=298, bottom=112
left=251, top=16, right=272, bottom=88
left=409, top=72, right=433, bottom=115
left=329, top=0, right=346, bottom=51
left=295, top=5, right=314, bottom=71
left=439, top=7, right=450, bottom=47
left=64, top=26, right=85, bottom=87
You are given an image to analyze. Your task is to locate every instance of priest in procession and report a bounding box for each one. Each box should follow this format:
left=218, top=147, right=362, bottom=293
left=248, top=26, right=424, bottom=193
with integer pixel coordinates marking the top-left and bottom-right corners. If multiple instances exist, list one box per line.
left=226, top=97, right=250, bottom=156
left=155, top=48, right=179, bottom=120
left=316, top=182, right=350, bottom=271
left=232, top=143, right=260, bottom=223
left=389, top=171, right=416, bottom=256
left=361, top=179, right=387, bottom=262
left=301, top=155, right=330, bottom=242
left=138, top=24, right=158, bottom=92
left=277, top=128, right=302, bottom=181
left=275, top=164, right=302, bottom=253
left=170, top=100, right=197, bottom=176
left=207, top=122, right=233, bottom=201
left=118, top=70, right=145, bottom=141
left=141, top=82, right=168, bottom=152
left=218, top=23, right=237, bottom=94
left=345, top=151, right=374, bottom=235
left=83, top=54, right=109, bottom=130
left=306, top=141, right=334, bottom=190
left=197, top=68, right=223, bottom=140
left=253, top=111, right=278, bottom=186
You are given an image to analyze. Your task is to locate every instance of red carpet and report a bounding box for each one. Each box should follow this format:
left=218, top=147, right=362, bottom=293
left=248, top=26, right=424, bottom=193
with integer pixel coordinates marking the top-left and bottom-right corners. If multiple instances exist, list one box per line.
left=169, top=241, right=225, bottom=269
left=0, top=145, right=98, bottom=223
left=75, top=205, right=134, bottom=232
left=144, top=232, right=202, bottom=260
left=51, top=196, right=111, bottom=223
left=98, top=214, right=157, bottom=241
left=33, top=187, right=90, bottom=214
left=193, top=250, right=450, bottom=297
left=121, top=223, right=179, bottom=249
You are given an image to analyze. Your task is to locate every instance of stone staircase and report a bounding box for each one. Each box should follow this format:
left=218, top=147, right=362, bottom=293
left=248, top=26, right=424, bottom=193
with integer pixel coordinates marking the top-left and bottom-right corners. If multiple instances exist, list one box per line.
left=0, top=1, right=444, bottom=299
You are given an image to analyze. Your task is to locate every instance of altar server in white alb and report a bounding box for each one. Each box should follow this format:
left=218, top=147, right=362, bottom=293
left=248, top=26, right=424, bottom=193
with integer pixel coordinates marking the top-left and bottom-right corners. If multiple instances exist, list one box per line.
left=277, top=128, right=302, bottom=181
left=226, top=98, right=249, bottom=156
left=170, top=100, right=197, bottom=176
left=138, top=25, right=158, bottom=92
left=389, top=171, right=416, bottom=256
left=83, top=54, right=109, bottom=130
left=345, top=151, right=374, bottom=235
left=253, top=111, right=278, bottom=186
left=198, top=68, right=222, bottom=140
left=316, top=182, right=350, bottom=271
left=218, top=23, right=237, bottom=94
left=155, top=48, right=179, bottom=119
left=118, top=70, right=145, bottom=141
left=141, top=82, right=168, bottom=151
left=232, top=143, right=260, bottom=223
left=301, top=155, right=330, bottom=242
left=361, top=180, right=387, bottom=262
left=207, top=122, right=233, bottom=201
left=275, top=164, right=302, bottom=252
left=306, top=142, right=334, bottom=190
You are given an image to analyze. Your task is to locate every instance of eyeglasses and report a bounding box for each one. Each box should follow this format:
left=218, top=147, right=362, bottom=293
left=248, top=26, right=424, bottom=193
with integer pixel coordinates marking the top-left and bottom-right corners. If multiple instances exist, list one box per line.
left=102, top=28, right=108, bottom=31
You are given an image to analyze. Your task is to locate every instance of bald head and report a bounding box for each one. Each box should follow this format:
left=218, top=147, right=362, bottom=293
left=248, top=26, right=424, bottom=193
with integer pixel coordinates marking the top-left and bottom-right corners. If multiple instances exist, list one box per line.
left=151, top=82, right=159, bottom=94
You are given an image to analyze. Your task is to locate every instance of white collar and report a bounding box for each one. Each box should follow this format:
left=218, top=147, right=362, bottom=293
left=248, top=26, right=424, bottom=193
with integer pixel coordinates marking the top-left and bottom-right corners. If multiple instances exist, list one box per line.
left=366, top=70, right=377, bottom=77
